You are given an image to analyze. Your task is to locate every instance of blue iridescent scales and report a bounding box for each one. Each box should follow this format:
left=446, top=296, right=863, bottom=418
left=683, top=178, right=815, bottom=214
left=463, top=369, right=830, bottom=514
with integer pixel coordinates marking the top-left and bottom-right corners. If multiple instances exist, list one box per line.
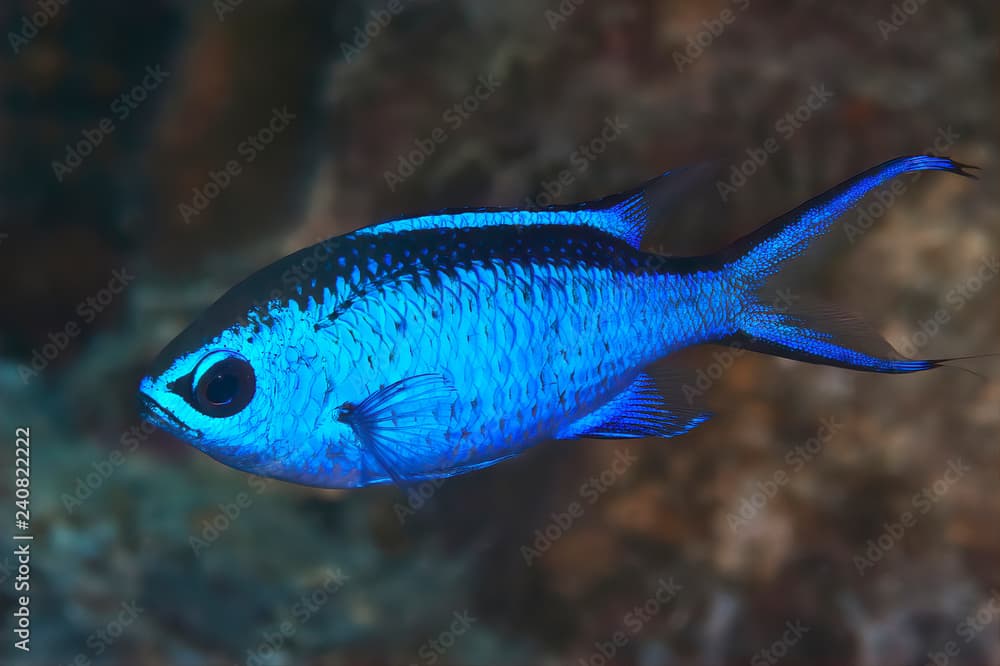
left=139, top=155, right=977, bottom=488
left=304, top=225, right=731, bottom=480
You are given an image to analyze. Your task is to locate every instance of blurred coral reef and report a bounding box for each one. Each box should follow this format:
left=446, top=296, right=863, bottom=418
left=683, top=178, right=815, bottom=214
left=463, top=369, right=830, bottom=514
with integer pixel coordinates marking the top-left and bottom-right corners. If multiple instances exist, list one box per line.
left=1, top=0, right=998, bottom=664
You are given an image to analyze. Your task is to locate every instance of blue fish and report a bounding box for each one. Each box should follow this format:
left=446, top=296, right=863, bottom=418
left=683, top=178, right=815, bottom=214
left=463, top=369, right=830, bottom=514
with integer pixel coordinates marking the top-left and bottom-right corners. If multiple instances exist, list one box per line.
left=139, top=155, right=978, bottom=488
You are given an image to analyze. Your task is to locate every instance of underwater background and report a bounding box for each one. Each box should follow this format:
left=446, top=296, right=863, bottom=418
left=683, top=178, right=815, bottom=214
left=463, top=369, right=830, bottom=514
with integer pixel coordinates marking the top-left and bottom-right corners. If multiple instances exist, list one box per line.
left=1, top=0, right=999, bottom=664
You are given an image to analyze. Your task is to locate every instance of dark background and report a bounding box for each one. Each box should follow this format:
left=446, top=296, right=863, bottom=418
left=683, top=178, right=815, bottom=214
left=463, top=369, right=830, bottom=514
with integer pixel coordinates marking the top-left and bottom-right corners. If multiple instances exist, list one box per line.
left=1, top=1, right=998, bottom=664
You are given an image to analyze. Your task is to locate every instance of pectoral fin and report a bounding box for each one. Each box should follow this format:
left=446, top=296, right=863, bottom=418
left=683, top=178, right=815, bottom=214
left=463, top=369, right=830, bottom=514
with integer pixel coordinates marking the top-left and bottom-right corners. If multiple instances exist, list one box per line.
left=338, top=374, right=456, bottom=485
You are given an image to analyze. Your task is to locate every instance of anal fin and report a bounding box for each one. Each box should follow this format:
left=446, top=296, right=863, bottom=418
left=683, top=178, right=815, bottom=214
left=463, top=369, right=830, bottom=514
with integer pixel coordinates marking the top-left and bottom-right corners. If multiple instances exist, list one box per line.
left=557, top=370, right=712, bottom=440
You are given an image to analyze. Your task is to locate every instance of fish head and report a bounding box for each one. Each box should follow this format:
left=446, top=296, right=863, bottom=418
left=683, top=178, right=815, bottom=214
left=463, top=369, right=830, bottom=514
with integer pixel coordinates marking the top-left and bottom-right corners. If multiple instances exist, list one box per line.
left=138, top=295, right=320, bottom=482
left=138, top=238, right=434, bottom=489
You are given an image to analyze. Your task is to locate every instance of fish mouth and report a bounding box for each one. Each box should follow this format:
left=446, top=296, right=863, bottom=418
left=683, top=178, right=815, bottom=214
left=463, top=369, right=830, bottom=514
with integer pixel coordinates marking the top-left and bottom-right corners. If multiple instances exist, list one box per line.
left=138, top=386, right=196, bottom=438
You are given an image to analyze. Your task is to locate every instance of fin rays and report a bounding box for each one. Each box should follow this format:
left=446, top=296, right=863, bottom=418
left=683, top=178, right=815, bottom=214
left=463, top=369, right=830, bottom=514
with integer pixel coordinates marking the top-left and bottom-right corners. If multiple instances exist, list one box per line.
left=726, top=155, right=977, bottom=280
left=358, top=164, right=716, bottom=250
left=558, top=370, right=712, bottom=440
left=717, top=155, right=979, bottom=374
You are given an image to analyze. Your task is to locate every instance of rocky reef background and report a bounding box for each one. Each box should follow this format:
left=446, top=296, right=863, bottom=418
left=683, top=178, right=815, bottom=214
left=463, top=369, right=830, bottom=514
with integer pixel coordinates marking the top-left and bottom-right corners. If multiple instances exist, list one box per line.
left=1, top=0, right=998, bottom=664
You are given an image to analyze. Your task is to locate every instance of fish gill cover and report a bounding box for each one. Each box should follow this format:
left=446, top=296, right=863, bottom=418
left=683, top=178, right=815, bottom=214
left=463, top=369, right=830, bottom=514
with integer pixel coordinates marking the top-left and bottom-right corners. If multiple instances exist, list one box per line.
left=1, top=1, right=998, bottom=665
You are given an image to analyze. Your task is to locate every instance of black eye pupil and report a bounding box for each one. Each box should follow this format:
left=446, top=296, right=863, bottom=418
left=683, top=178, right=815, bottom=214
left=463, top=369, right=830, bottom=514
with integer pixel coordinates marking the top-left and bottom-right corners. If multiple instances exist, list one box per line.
left=205, top=372, right=239, bottom=405
left=192, top=356, right=256, bottom=417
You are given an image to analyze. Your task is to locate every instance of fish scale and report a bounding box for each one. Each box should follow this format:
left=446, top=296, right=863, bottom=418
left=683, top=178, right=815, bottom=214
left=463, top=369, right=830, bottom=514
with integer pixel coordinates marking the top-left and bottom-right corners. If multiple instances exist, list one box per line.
left=138, top=155, right=977, bottom=488
left=314, top=227, right=727, bottom=475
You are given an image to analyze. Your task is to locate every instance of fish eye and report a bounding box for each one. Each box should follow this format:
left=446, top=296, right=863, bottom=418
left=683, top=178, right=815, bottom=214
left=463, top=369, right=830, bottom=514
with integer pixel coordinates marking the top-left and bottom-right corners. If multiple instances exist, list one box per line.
left=191, top=351, right=255, bottom=418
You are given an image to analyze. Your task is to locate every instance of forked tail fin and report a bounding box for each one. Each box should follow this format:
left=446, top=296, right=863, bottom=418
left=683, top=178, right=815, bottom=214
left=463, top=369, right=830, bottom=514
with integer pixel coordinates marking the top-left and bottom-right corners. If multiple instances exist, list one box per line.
left=721, top=155, right=979, bottom=374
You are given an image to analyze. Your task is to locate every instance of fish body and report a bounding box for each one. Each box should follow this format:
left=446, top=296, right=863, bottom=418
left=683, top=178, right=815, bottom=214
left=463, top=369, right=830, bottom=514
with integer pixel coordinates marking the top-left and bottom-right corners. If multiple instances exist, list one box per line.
left=139, top=156, right=976, bottom=488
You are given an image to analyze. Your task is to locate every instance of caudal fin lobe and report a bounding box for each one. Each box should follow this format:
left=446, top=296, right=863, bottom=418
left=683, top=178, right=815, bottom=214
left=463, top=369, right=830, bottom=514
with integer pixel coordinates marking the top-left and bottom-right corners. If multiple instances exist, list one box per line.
left=721, top=155, right=978, bottom=374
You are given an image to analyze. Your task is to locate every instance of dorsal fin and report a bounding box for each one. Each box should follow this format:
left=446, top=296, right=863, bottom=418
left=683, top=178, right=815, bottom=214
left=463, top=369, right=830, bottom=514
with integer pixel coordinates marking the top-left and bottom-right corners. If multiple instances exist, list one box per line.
left=354, top=165, right=712, bottom=249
